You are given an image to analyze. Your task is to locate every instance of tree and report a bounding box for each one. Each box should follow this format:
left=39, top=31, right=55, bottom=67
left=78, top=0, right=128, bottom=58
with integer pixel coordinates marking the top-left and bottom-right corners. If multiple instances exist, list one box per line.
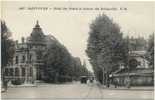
left=43, top=40, right=74, bottom=83
left=146, top=33, right=154, bottom=68
left=1, top=21, right=15, bottom=84
left=86, top=14, right=128, bottom=85
left=43, top=37, right=90, bottom=83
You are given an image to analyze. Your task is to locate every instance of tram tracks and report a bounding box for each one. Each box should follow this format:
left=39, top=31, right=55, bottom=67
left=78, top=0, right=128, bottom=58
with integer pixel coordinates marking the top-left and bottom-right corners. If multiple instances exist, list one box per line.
left=97, top=83, right=104, bottom=99
left=83, top=82, right=104, bottom=100
left=84, top=83, right=94, bottom=98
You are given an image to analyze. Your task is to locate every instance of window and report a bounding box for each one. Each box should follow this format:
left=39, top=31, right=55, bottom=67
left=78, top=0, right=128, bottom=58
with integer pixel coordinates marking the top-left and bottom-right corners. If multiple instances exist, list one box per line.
left=22, top=55, right=25, bottom=63
left=22, top=68, right=25, bottom=76
left=30, top=67, right=33, bottom=76
left=5, top=68, right=9, bottom=76
left=15, top=56, right=18, bottom=64
left=10, top=68, right=13, bottom=76
left=15, top=68, right=19, bottom=76
left=29, top=54, right=32, bottom=63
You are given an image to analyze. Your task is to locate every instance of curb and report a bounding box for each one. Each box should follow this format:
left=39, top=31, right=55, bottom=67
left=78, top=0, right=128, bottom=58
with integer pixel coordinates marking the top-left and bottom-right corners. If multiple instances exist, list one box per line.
left=100, top=86, right=154, bottom=91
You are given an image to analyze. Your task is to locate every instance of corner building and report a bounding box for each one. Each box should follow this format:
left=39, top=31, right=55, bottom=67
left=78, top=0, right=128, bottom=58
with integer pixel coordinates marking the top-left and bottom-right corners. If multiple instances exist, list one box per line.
left=4, top=21, right=56, bottom=84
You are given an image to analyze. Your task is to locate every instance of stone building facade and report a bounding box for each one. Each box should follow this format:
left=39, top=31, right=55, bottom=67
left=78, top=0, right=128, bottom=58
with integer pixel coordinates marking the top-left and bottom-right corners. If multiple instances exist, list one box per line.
left=111, top=50, right=154, bottom=86
left=4, top=21, right=56, bottom=84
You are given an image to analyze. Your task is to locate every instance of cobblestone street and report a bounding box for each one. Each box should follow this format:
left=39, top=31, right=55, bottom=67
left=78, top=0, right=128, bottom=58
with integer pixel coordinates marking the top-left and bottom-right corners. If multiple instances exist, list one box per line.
left=2, top=82, right=154, bottom=100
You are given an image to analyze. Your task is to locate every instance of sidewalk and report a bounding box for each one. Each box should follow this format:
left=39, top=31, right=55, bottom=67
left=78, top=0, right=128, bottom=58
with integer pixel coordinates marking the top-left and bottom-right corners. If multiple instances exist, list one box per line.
left=8, top=83, right=37, bottom=88
left=100, top=85, right=154, bottom=91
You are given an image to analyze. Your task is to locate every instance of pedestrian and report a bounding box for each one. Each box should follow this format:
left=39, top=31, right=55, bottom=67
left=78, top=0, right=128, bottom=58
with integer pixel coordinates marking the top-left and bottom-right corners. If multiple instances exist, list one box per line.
left=90, top=77, right=93, bottom=83
left=107, top=78, right=111, bottom=88
left=113, top=79, right=117, bottom=88
left=3, top=79, right=8, bottom=92
left=126, top=77, right=131, bottom=88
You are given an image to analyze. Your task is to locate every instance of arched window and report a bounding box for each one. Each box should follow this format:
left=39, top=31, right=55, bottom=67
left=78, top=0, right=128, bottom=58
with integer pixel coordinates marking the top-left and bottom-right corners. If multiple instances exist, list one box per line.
left=129, top=59, right=138, bottom=69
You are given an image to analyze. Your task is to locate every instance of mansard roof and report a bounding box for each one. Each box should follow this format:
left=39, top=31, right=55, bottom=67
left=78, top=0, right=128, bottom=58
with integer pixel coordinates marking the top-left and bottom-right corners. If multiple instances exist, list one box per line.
left=24, top=21, right=59, bottom=46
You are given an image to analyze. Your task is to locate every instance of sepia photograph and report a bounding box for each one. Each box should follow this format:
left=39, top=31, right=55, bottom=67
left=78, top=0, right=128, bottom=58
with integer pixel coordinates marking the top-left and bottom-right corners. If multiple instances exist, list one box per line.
left=1, top=1, right=154, bottom=100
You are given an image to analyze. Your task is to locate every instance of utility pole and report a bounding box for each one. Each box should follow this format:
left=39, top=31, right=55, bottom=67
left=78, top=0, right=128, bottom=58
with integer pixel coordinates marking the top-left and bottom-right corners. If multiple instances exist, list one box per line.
left=126, top=36, right=131, bottom=88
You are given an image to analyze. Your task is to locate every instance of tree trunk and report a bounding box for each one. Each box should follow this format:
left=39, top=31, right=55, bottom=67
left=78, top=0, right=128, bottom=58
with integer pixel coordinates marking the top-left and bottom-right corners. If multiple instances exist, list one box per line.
left=55, top=72, right=59, bottom=83
left=102, top=68, right=105, bottom=85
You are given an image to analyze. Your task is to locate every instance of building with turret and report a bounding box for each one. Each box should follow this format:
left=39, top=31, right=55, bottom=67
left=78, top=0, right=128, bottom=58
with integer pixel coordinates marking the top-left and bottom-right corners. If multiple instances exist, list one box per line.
left=4, top=21, right=57, bottom=84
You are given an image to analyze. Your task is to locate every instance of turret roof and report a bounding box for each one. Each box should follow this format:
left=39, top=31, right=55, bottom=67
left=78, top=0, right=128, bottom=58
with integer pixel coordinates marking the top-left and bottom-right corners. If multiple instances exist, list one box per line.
left=28, top=21, right=46, bottom=43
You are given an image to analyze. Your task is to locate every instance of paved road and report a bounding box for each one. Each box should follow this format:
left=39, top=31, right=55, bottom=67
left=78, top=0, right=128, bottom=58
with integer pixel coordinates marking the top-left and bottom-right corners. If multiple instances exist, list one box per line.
left=1, top=82, right=154, bottom=100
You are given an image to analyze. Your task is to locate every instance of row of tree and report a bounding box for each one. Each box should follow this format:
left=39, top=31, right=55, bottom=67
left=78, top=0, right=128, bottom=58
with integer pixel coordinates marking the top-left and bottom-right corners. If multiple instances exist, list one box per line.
left=43, top=39, right=90, bottom=83
left=1, top=21, right=15, bottom=84
left=86, top=14, right=154, bottom=85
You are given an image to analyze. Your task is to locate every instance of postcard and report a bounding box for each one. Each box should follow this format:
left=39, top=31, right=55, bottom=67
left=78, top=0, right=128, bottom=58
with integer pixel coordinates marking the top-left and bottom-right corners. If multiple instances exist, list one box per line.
left=1, top=1, right=154, bottom=100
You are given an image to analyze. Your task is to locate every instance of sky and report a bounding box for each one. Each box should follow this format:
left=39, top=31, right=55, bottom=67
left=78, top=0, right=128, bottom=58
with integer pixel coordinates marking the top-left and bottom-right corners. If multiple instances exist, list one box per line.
left=1, top=1, right=155, bottom=72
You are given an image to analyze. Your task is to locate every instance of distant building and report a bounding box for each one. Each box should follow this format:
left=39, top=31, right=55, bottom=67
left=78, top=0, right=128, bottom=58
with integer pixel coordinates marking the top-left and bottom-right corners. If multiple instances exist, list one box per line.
left=129, top=50, right=150, bottom=68
left=111, top=50, right=154, bottom=86
left=4, top=21, right=56, bottom=84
